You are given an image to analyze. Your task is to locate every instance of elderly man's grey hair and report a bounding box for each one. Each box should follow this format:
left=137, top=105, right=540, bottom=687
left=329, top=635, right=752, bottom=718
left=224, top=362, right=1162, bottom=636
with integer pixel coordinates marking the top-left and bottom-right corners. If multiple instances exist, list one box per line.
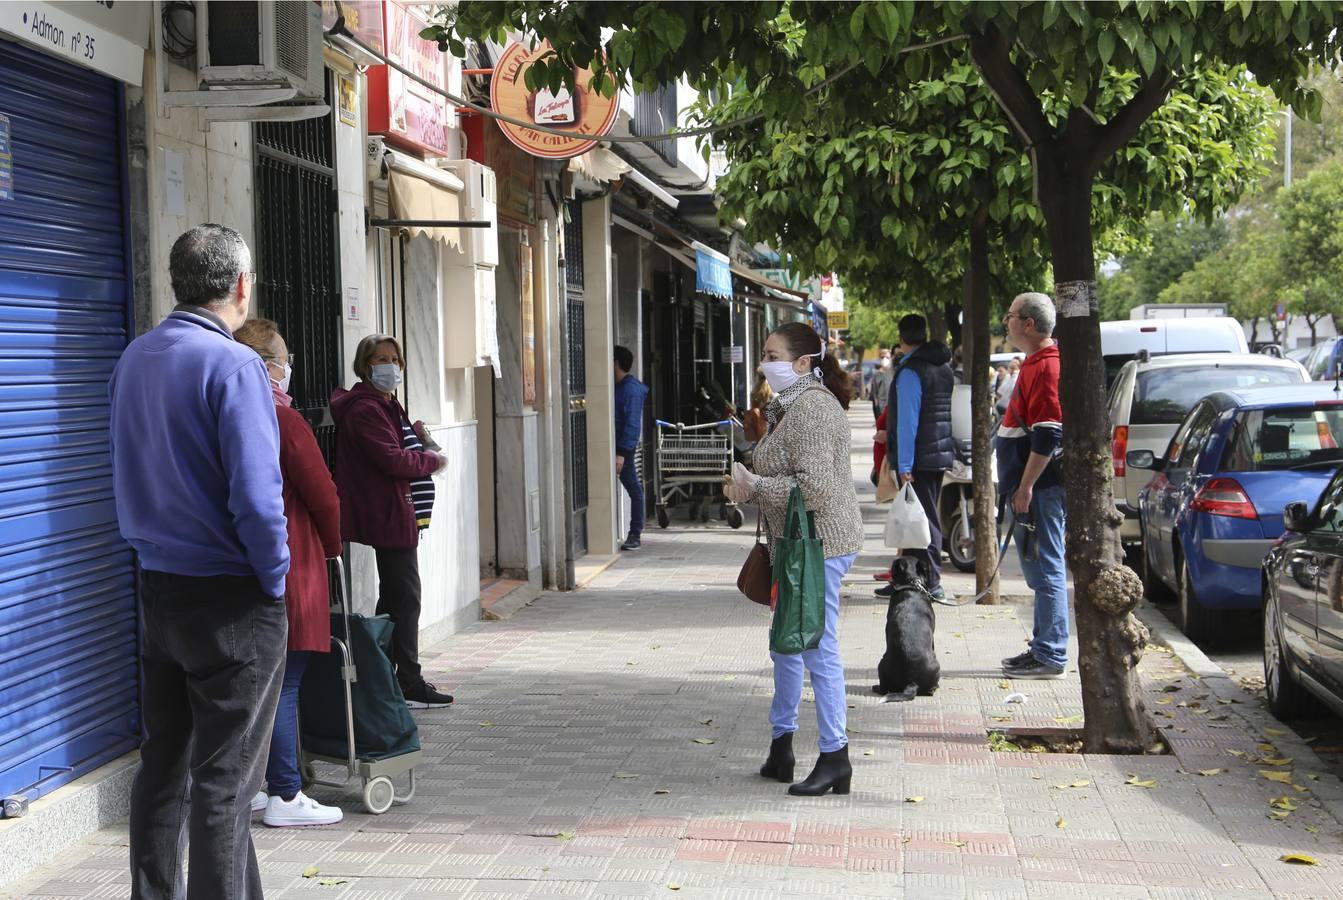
left=1015, top=291, right=1056, bottom=337
left=169, top=224, right=251, bottom=309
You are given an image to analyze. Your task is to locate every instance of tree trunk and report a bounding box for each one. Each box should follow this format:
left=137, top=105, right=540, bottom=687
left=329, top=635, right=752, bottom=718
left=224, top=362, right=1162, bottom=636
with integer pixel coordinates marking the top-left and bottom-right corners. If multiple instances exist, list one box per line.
left=1038, top=164, right=1151, bottom=755
left=1249, top=317, right=1263, bottom=344
left=927, top=306, right=949, bottom=348
left=966, top=210, right=1000, bottom=603
left=1308, top=315, right=1319, bottom=346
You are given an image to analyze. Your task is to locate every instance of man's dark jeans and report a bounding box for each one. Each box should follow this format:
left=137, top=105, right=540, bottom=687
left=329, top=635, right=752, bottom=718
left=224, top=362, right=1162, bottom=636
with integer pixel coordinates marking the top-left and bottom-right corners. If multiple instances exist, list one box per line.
left=618, top=452, right=644, bottom=539
left=131, top=571, right=286, bottom=900
left=903, top=471, right=944, bottom=591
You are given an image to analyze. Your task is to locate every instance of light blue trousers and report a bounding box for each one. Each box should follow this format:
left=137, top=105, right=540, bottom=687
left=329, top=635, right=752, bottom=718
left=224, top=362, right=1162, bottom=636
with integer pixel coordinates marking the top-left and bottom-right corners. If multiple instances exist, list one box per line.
left=770, top=553, right=857, bottom=752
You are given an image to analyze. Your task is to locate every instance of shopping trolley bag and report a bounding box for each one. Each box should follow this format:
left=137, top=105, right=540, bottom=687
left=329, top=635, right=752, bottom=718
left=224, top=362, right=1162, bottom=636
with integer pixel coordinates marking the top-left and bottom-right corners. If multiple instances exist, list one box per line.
left=300, top=611, right=420, bottom=761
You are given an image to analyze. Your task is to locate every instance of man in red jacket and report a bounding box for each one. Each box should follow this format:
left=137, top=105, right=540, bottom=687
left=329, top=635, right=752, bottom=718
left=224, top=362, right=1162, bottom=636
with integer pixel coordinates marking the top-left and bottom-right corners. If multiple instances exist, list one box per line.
left=997, top=292, right=1068, bottom=680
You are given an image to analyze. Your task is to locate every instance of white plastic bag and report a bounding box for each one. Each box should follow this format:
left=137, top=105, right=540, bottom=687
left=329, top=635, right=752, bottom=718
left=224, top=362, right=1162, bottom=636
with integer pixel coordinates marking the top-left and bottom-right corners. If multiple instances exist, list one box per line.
left=884, top=482, right=931, bottom=549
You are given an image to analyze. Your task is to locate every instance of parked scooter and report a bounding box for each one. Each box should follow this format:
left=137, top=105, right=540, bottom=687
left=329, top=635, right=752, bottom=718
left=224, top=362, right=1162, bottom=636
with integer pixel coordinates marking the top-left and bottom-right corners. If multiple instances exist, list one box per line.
left=939, top=385, right=1000, bottom=573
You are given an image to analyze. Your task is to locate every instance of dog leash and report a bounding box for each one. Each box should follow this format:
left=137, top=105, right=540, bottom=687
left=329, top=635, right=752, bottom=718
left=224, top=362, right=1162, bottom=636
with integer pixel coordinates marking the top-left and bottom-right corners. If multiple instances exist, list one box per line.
left=907, top=518, right=1021, bottom=607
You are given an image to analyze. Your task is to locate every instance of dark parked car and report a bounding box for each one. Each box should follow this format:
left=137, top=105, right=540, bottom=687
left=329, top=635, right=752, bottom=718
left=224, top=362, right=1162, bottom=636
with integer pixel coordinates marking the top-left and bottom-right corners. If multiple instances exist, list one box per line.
left=1131, top=384, right=1343, bottom=642
left=1301, top=336, right=1343, bottom=381
left=1263, top=463, right=1343, bottom=718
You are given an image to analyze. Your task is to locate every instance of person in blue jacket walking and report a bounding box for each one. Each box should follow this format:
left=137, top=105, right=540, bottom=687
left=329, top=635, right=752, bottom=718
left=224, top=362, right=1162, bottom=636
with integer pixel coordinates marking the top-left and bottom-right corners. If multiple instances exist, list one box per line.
left=614, top=345, right=649, bottom=550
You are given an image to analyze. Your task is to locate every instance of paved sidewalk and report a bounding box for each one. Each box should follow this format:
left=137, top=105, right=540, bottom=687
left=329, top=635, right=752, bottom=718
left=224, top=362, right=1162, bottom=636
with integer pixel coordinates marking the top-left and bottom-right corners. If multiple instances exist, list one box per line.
left=10, top=414, right=1343, bottom=899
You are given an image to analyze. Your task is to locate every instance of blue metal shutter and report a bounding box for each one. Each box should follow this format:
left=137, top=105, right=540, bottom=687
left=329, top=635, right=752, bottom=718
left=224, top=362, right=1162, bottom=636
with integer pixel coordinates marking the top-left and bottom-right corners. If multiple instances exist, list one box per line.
left=0, top=37, right=138, bottom=805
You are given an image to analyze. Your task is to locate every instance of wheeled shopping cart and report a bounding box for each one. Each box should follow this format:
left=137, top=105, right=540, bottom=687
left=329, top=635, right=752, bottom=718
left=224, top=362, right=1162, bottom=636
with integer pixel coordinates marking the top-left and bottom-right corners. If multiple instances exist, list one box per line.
left=299, top=566, right=421, bottom=815
left=652, top=419, right=744, bottom=529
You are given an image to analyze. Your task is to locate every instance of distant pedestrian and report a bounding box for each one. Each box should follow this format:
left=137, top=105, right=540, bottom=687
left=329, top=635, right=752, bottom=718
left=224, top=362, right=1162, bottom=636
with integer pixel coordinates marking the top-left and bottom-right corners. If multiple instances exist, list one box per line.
left=883, top=314, right=956, bottom=600
left=723, top=322, right=863, bottom=797
left=998, top=292, right=1068, bottom=680
left=868, top=348, right=894, bottom=420
left=234, top=319, right=344, bottom=828
left=331, top=335, right=452, bottom=708
left=995, top=357, right=1021, bottom=416
left=614, top=345, right=649, bottom=550
left=110, top=224, right=289, bottom=899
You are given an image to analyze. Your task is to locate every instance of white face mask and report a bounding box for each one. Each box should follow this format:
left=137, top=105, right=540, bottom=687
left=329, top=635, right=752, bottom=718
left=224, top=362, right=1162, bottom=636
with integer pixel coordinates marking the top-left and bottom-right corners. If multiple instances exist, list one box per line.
left=880, top=356, right=892, bottom=369
left=761, top=360, right=803, bottom=394
left=370, top=363, right=403, bottom=393
left=272, top=363, right=292, bottom=394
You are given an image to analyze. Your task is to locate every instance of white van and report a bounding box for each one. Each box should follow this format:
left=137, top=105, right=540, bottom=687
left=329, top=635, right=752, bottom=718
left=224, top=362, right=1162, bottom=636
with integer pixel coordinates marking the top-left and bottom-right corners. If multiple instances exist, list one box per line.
left=1100, top=317, right=1248, bottom=390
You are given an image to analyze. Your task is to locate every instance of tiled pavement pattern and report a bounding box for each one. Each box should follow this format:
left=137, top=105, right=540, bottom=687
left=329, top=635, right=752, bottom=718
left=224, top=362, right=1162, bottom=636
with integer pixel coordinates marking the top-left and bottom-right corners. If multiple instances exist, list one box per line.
left=11, top=414, right=1343, bottom=899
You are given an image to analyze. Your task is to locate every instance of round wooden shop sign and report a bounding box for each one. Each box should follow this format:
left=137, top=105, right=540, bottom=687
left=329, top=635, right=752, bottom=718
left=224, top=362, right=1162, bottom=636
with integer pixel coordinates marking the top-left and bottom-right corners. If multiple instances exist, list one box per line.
left=490, top=41, right=621, bottom=160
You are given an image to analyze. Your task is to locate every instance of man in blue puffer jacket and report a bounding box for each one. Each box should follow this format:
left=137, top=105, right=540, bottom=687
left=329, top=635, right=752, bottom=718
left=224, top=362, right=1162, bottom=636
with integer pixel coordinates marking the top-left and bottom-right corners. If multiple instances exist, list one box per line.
left=614, top=345, right=649, bottom=550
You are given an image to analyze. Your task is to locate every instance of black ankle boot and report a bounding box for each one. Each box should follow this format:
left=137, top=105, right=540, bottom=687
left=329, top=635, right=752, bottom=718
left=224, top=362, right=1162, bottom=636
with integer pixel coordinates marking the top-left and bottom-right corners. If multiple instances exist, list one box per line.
left=788, top=745, right=852, bottom=796
left=759, top=733, right=795, bottom=783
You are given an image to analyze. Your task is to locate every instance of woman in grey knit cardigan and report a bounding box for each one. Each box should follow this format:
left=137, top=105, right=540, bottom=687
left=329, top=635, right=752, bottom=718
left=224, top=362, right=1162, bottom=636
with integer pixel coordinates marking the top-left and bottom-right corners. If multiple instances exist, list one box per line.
left=724, top=322, right=864, bottom=796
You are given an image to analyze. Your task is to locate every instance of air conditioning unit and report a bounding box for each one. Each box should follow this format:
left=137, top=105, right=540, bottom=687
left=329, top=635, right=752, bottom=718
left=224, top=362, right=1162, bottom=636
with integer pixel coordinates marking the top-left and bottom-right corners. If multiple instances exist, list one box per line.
left=437, top=159, right=499, bottom=269
left=196, top=1, right=324, bottom=98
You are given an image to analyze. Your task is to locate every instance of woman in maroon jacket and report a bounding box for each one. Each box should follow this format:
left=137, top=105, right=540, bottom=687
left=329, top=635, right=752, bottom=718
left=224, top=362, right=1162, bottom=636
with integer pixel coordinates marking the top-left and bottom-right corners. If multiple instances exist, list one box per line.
left=234, top=320, right=344, bottom=827
left=331, top=334, right=451, bottom=708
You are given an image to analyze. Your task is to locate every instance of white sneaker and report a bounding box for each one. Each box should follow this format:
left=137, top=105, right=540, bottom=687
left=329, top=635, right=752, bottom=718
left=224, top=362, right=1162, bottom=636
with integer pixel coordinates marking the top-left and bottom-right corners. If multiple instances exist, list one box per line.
left=251, top=791, right=268, bottom=813
left=262, top=791, right=343, bottom=827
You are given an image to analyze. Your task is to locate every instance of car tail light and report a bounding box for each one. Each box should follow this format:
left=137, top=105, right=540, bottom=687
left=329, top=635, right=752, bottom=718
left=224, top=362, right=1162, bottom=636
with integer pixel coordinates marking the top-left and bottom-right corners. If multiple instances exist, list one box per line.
left=1191, top=477, right=1258, bottom=519
left=1112, top=425, right=1128, bottom=478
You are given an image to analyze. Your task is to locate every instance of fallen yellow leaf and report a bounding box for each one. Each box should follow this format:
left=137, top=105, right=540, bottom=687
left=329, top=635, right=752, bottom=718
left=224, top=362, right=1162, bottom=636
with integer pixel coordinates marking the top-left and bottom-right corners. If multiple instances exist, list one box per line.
left=317, top=878, right=348, bottom=886
left=1227, top=749, right=1247, bottom=758
left=302, top=867, right=320, bottom=878
left=1270, top=796, right=1299, bottom=811
left=614, top=773, right=640, bottom=779
left=691, top=738, right=715, bottom=745
left=1262, top=757, right=1293, bottom=766
left=1156, top=697, right=1173, bottom=705
left=862, top=749, right=875, bottom=757
left=1307, top=825, right=1320, bottom=834
left=904, top=796, right=925, bottom=804
left=1293, top=784, right=1311, bottom=794
left=1198, top=769, right=1224, bottom=777
left=668, top=882, right=682, bottom=891
left=990, top=715, right=1013, bottom=722
left=1125, top=774, right=1158, bottom=788
left=1265, top=727, right=1289, bottom=737
left=1054, top=714, right=1083, bottom=725
left=1280, top=853, right=1318, bottom=865
left=722, top=675, right=736, bottom=681
left=1261, top=770, right=1294, bottom=784
left=557, top=831, right=575, bottom=841
left=479, top=721, right=495, bottom=728
left=1269, top=810, right=1291, bottom=821
left=944, top=839, right=967, bottom=848
left=653, top=789, right=670, bottom=795
left=698, top=718, right=713, bottom=725
left=1258, top=743, right=1277, bottom=753
left=1056, top=817, right=1067, bottom=829
left=997, top=680, right=1011, bottom=689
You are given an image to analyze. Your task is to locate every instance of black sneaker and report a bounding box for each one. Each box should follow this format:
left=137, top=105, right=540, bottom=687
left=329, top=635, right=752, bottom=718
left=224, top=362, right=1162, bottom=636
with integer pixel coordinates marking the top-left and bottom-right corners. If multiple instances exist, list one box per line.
left=620, top=536, right=642, bottom=551
left=404, top=682, right=454, bottom=708
left=1000, top=650, right=1034, bottom=668
left=1003, top=658, right=1066, bottom=680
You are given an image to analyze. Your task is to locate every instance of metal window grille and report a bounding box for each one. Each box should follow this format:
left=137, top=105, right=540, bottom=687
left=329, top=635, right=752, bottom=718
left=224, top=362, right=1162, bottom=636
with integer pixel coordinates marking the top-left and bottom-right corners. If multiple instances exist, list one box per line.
left=253, top=80, right=341, bottom=462
left=633, top=83, right=679, bottom=167
left=563, top=200, right=584, bottom=289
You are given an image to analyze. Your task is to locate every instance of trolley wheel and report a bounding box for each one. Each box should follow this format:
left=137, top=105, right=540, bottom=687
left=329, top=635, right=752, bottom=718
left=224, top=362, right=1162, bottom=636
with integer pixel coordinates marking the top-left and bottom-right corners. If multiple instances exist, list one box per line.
left=727, top=507, right=745, bottom=529
left=656, top=506, right=670, bottom=529
left=363, top=776, right=395, bottom=815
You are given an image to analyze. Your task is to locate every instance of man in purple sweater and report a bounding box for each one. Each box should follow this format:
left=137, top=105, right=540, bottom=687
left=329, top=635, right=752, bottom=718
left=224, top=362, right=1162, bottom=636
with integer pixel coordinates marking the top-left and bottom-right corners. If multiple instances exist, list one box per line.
left=109, top=224, right=289, bottom=900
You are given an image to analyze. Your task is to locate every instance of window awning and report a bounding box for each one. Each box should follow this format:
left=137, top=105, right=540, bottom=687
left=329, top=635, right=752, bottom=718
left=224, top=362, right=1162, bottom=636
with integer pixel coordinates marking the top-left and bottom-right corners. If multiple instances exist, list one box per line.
left=386, top=152, right=463, bottom=248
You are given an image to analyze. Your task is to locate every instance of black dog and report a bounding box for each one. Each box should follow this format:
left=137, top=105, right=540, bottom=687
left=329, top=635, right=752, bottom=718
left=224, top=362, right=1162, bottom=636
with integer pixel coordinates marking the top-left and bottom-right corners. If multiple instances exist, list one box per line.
left=872, top=556, right=941, bottom=702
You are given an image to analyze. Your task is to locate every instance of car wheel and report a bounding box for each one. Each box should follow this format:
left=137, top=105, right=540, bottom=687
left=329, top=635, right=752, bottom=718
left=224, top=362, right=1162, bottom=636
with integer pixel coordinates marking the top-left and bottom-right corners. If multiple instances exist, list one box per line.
left=1179, top=556, right=1214, bottom=644
left=1264, top=583, right=1314, bottom=720
left=1141, top=529, right=1175, bottom=604
left=945, top=506, right=976, bottom=573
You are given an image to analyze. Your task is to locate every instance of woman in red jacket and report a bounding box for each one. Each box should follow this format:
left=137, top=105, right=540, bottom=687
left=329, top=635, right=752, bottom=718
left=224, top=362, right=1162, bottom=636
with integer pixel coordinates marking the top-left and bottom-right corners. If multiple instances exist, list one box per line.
left=234, top=320, right=344, bottom=827
left=331, top=335, right=451, bottom=708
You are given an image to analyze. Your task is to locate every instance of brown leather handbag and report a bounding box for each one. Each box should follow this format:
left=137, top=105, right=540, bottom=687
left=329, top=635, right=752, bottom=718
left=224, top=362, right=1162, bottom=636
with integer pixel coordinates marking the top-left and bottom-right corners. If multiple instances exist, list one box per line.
left=737, top=518, right=773, bottom=605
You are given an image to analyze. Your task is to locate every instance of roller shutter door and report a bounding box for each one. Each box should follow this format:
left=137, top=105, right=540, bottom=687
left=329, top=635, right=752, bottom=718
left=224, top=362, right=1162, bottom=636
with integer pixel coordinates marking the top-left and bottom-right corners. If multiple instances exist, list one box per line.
left=0, top=36, right=138, bottom=808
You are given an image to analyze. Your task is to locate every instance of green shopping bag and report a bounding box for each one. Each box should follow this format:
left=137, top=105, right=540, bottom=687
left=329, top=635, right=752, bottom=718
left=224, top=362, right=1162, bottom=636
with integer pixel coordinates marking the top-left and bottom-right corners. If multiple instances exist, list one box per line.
left=769, top=485, right=827, bottom=655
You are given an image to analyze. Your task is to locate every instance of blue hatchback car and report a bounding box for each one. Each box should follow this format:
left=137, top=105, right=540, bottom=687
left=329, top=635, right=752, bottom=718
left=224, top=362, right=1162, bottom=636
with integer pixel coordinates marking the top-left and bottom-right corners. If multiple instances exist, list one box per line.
left=1129, top=384, right=1343, bottom=643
